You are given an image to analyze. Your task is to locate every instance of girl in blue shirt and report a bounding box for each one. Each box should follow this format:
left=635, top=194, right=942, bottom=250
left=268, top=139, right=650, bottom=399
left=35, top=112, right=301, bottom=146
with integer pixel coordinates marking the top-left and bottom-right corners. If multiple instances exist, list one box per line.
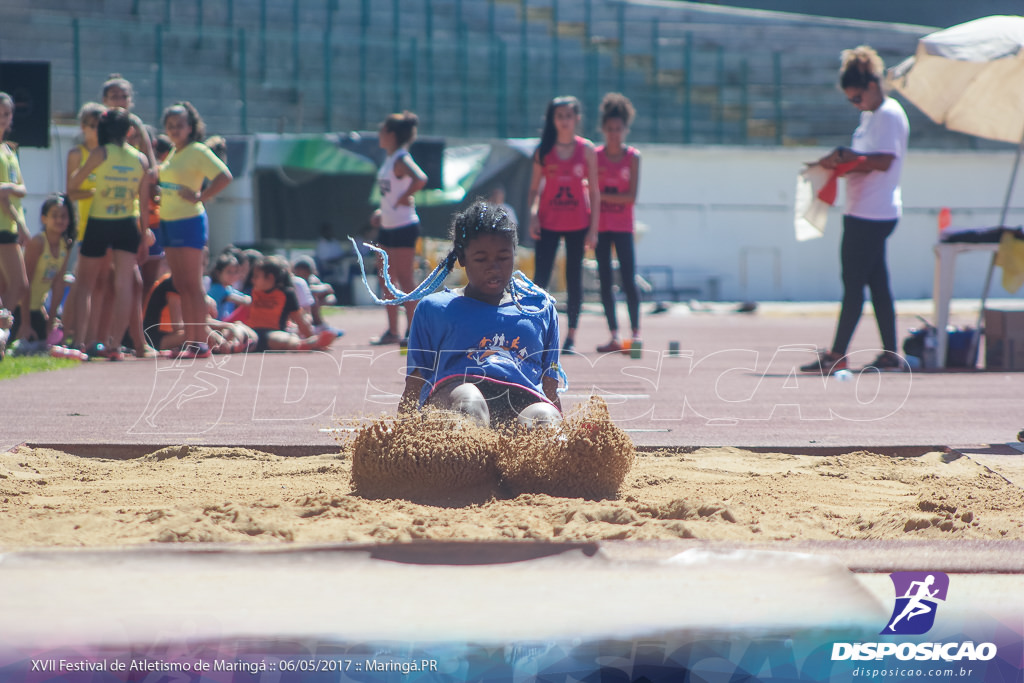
left=355, top=200, right=564, bottom=429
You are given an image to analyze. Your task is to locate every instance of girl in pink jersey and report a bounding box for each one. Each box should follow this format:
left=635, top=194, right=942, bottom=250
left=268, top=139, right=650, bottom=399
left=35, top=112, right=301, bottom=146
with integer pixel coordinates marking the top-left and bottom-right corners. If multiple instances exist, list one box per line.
left=526, top=96, right=600, bottom=353
left=594, top=93, right=642, bottom=353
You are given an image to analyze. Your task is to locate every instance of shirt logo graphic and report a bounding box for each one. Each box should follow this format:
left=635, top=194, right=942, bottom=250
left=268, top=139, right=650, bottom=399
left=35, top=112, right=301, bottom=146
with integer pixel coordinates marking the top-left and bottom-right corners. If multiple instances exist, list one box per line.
left=469, top=332, right=527, bottom=363
left=882, top=572, right=949, bottom=635
left=552, top=186, right=578, bottom=208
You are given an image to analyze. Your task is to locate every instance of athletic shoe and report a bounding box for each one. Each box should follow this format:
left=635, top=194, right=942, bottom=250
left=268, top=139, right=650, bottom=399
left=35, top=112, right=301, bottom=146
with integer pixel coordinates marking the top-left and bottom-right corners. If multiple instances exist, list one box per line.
left=370, top=330, right=402, bottom=345
left=315, top=329, right=337, bottom=349
left=596, top=339, right=624, bottom=353
left=95, top=346, right=126, bottom=362
left=864, top=351, right=908, bottom=372
left=135, top=345, right=160, bottom=359
left=562, top=338, right=576, bottom=354
left=315, top=323, right=345, bottom=337
left=799, top=350, right=847, bottom=375
left=11, top=340, right=47, bottom=356
left=173, top=342, right=212, bottom=360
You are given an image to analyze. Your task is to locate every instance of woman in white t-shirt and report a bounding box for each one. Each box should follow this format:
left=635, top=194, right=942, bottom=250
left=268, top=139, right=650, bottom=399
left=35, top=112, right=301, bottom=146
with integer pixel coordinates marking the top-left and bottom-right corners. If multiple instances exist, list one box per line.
left=802, top=46, right=909, bottom=375
left=369, top=111, right=427, bottom=345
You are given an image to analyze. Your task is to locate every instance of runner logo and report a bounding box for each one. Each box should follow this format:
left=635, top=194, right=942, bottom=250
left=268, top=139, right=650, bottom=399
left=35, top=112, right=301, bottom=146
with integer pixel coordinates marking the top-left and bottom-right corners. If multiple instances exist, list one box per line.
left=882, top=571, right=949, bottom=635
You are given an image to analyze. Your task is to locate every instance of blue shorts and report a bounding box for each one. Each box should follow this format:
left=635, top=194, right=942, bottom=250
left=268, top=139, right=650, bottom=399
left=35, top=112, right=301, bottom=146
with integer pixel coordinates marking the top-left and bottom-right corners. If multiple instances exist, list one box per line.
left=147, top=224, right=165, bottom=259
left=161, top=213, right=208, bottom=250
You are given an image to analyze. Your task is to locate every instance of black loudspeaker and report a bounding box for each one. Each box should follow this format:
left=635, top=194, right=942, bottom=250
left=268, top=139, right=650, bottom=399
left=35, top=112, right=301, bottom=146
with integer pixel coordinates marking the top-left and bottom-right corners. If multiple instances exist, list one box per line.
left=410, top=137, right=444, bottom=190
left=336, top=132, right=445, bottom=190
left=0, top=61, right=50, bottom=148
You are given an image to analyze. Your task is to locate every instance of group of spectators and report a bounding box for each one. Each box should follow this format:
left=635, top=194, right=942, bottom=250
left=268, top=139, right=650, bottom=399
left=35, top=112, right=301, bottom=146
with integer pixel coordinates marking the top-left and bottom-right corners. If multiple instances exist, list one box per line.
left=0, top=74, right=339, bottom=362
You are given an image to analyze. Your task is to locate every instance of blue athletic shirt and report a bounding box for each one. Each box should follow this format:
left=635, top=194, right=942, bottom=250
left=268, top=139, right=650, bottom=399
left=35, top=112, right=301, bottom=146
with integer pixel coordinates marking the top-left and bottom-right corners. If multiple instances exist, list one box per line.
left=406, top=289, right=561, bottom=406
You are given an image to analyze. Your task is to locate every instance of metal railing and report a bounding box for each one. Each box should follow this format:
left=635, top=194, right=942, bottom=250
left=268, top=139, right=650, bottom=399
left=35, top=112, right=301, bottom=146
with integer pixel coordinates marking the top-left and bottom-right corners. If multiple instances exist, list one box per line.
left=4, top=1, right=978, bottom=147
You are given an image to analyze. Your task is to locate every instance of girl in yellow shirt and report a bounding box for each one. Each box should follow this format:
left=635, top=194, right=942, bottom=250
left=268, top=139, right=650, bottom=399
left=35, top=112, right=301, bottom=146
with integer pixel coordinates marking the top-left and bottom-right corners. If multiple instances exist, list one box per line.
left=158, top=101, right=232, bottom=359
left=60, top=102, right=105, bottom=346
left=0, top=92, right=29, bottom=324
left=69, top=107, right=151, bottom=359
left=14, top=194, right=75, bottom=345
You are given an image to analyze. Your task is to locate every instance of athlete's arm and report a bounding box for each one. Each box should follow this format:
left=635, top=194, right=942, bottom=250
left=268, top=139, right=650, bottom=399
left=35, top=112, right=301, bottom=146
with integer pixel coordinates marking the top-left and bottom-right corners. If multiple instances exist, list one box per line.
left=65, top=148, right=93, bottom=201
left=542, top=375, right=562, bottom=411
left=17, top=236, right=43, bottom=340
left=526, top=156, right=545, bottom=240
left=48, top=243, right=73, bottom=332
left=399, top=371, right=426, bottom=415
left=69, top=147, right=106, bottom=191
left=393, top=156, right=427, bottom=207
left=584, top=142, right=600, bottom=250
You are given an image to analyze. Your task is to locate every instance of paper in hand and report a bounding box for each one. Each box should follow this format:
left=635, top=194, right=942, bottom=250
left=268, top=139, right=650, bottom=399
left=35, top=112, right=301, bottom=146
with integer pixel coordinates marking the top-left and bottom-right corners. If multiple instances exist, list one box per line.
left=794, top=164, right=831, bottom=241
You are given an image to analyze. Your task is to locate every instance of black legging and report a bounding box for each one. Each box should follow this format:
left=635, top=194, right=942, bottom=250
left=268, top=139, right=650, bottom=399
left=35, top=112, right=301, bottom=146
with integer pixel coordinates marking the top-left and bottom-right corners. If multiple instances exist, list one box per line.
left=596, top=231, right=640, bottom=335
left=832, top=215, right=897, bottom=356
left=533, top=226, right=587, bottom=331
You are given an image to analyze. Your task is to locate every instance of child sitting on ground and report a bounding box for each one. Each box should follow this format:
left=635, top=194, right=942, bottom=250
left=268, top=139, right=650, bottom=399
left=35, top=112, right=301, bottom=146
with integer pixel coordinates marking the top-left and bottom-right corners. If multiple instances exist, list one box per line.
left=243, top=255, right=335, bottom=352
left=207, top=251, right=250, bottom=319
left=142, top=272, right=256, bottom=354
left=11, top=194, right=75, bottom=353
left=292, top=255, right=340, bottom=333
left=354, top=199, right=563, bottom=429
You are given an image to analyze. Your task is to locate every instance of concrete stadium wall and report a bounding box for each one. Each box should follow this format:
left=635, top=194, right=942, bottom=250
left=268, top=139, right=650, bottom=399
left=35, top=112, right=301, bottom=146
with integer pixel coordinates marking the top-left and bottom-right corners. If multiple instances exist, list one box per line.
left=17, top=126, right=1024, bottom=303
left=633, top=144, right=1024, bottom=301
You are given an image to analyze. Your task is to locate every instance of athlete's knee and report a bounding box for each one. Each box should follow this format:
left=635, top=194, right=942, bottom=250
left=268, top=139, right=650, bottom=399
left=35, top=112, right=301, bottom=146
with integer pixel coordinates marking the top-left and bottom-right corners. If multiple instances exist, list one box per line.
left=448, top=383, right=489, bottom=427
left=517, top=402, right=562, bottom=430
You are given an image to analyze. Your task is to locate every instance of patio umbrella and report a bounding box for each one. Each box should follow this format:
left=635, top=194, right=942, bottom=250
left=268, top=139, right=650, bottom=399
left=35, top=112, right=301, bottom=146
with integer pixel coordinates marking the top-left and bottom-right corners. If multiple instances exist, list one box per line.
left=887, top=14, right=1024, bottom=364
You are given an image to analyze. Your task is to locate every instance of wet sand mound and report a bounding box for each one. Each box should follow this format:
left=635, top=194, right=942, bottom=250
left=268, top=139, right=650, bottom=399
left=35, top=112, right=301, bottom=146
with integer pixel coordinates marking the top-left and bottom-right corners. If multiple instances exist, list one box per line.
left=498, top=397, right=636, bottom=499
left=351, top=411, right=502, bottom=504
left=349, top=397, right=636, bottom=503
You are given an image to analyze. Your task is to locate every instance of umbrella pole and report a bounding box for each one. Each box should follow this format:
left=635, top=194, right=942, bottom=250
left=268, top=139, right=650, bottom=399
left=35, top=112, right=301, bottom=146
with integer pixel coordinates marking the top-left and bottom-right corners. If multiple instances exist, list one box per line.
left=968, top=134, right=1024, bottom=368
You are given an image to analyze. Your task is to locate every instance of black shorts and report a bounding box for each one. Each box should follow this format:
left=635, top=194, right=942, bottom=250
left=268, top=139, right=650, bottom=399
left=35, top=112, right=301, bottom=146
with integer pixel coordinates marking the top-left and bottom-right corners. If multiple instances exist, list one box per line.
left=144, top=327, right=166, bottom=349
left=0, top=231, right=17, bottom=244
left=431, top=376, right=554, bottom=427
left=80, top=217, right=141, bottom=258
left=376, top=222, right=420, bottom=249
left=11, top=308, right=46, bottom=340
left=253, top=328, right=274, bottom=352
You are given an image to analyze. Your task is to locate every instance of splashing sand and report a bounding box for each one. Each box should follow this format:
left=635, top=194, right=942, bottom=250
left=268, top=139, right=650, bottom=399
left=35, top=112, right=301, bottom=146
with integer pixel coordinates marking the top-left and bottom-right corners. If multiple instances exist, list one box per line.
left=352, top=396, right=635, bottom=502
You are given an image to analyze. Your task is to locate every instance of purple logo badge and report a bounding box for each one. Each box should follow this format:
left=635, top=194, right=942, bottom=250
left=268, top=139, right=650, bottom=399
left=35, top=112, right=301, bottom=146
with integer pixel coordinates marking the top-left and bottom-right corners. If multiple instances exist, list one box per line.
left=882, top=572, right=949, bottom=635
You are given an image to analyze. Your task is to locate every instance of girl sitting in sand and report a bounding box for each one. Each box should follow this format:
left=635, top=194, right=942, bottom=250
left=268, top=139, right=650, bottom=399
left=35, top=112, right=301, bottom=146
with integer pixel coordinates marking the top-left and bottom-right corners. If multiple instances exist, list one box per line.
left=353, top=200, right=564, bottom=429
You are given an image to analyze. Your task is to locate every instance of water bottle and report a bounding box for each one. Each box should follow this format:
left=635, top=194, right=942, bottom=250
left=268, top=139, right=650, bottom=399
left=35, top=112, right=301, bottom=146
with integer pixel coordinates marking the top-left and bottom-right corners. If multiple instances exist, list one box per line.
left=922, top=326, right=938, bottom=370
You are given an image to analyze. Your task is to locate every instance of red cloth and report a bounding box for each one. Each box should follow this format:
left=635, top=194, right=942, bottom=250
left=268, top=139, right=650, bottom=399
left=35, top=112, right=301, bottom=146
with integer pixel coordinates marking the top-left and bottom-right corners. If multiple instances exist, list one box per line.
left=816, top=158, right=865, bottom=205
left=223, top=304, right=250, bottom=323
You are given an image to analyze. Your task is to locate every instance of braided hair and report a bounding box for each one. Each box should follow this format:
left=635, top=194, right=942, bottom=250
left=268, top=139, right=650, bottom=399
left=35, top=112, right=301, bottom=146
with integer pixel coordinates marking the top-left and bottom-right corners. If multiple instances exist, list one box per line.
left=350, top=199, right=555, bottom=315
left=350, top=199, right=568, bottom=393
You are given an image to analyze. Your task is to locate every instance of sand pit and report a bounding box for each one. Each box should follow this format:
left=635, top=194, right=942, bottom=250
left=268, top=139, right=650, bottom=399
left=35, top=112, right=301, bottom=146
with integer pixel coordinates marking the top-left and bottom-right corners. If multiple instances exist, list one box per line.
left=1, top=440, right=1021, bottom=549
